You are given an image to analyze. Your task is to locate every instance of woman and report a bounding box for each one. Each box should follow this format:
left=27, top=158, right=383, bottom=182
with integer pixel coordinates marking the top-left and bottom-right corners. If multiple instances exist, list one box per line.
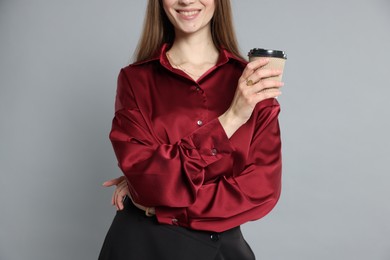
left=99, top=0, right=283, bottom=259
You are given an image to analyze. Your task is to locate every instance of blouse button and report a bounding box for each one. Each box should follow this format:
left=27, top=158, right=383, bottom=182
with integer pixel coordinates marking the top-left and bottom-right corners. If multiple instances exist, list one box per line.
left=211, top=148, right=218, bottom=156
left=197, top=120, right=203, bottom=126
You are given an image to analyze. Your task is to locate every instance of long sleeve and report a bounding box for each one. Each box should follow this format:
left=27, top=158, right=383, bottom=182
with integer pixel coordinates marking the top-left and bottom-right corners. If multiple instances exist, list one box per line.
left=110, top=69, right=234, bottom=208
left=156, top=103, right=282, bottom=232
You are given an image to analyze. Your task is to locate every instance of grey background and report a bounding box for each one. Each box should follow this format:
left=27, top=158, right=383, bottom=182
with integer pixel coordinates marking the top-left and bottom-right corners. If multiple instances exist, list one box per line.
left=1, top=0, right=389, bottom=259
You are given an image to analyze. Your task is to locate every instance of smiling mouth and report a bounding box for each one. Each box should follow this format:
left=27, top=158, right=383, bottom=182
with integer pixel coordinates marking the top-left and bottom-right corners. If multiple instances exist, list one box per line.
left=176, top=10, right=201, bottom=17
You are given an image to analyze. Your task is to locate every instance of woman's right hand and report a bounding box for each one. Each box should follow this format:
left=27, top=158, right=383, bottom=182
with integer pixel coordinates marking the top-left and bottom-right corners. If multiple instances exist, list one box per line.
left=102, top=176, right=130, bottom=210
left=102, top=176, right=155, bottom=216
left=218, top=58, right=284, bottom=138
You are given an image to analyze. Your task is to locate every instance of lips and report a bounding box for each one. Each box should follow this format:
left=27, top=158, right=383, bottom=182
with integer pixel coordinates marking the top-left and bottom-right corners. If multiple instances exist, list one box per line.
left=178, top=10, right=200, bottom=16
left=176, top=9, right=201, bottom=18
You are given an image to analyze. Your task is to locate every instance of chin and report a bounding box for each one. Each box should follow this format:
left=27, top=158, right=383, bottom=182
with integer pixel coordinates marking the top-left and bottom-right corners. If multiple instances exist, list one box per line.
left=176, top=24, right=209, bottom=35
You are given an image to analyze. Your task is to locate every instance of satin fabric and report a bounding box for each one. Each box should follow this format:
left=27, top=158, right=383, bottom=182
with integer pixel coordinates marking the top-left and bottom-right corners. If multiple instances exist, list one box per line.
left=109, top=44, right=282, bottom=232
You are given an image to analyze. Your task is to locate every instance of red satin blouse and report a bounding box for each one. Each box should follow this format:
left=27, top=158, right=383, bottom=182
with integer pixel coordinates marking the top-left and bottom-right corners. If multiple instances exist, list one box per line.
left=109, top=44, right=282, bottom=232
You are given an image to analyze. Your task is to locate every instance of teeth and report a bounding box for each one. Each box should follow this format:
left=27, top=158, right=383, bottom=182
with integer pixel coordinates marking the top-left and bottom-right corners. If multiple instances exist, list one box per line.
left=180, top=10, right=199, bottom=16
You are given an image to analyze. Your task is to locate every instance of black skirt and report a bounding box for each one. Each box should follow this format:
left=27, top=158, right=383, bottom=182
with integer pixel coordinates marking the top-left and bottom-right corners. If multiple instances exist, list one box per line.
left=98, top=197, right=256, bottom=260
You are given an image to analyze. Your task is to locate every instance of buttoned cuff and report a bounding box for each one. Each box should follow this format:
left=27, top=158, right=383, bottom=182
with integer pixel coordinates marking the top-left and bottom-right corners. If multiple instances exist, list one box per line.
left=188, top=118, right=234, bottom=167
left=155, top=206, right=189, bottom=228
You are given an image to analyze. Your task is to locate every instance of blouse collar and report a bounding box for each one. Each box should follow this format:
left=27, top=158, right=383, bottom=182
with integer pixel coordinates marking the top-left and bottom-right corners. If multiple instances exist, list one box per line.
left=132, top=43, right=247, bottom=68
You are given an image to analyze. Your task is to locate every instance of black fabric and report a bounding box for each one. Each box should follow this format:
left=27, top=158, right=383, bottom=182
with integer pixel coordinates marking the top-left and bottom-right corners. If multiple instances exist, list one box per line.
left=98, top=197, right=256, bottom=260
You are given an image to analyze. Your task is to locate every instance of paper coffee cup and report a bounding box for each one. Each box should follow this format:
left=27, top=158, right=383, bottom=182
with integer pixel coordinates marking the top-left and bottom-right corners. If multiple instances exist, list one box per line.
left=248, top=48, right=287, bottom=81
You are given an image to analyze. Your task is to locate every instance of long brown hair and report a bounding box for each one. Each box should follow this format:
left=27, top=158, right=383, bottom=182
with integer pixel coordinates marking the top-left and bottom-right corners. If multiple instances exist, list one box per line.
left=134, top=0, right=243, bottom=62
